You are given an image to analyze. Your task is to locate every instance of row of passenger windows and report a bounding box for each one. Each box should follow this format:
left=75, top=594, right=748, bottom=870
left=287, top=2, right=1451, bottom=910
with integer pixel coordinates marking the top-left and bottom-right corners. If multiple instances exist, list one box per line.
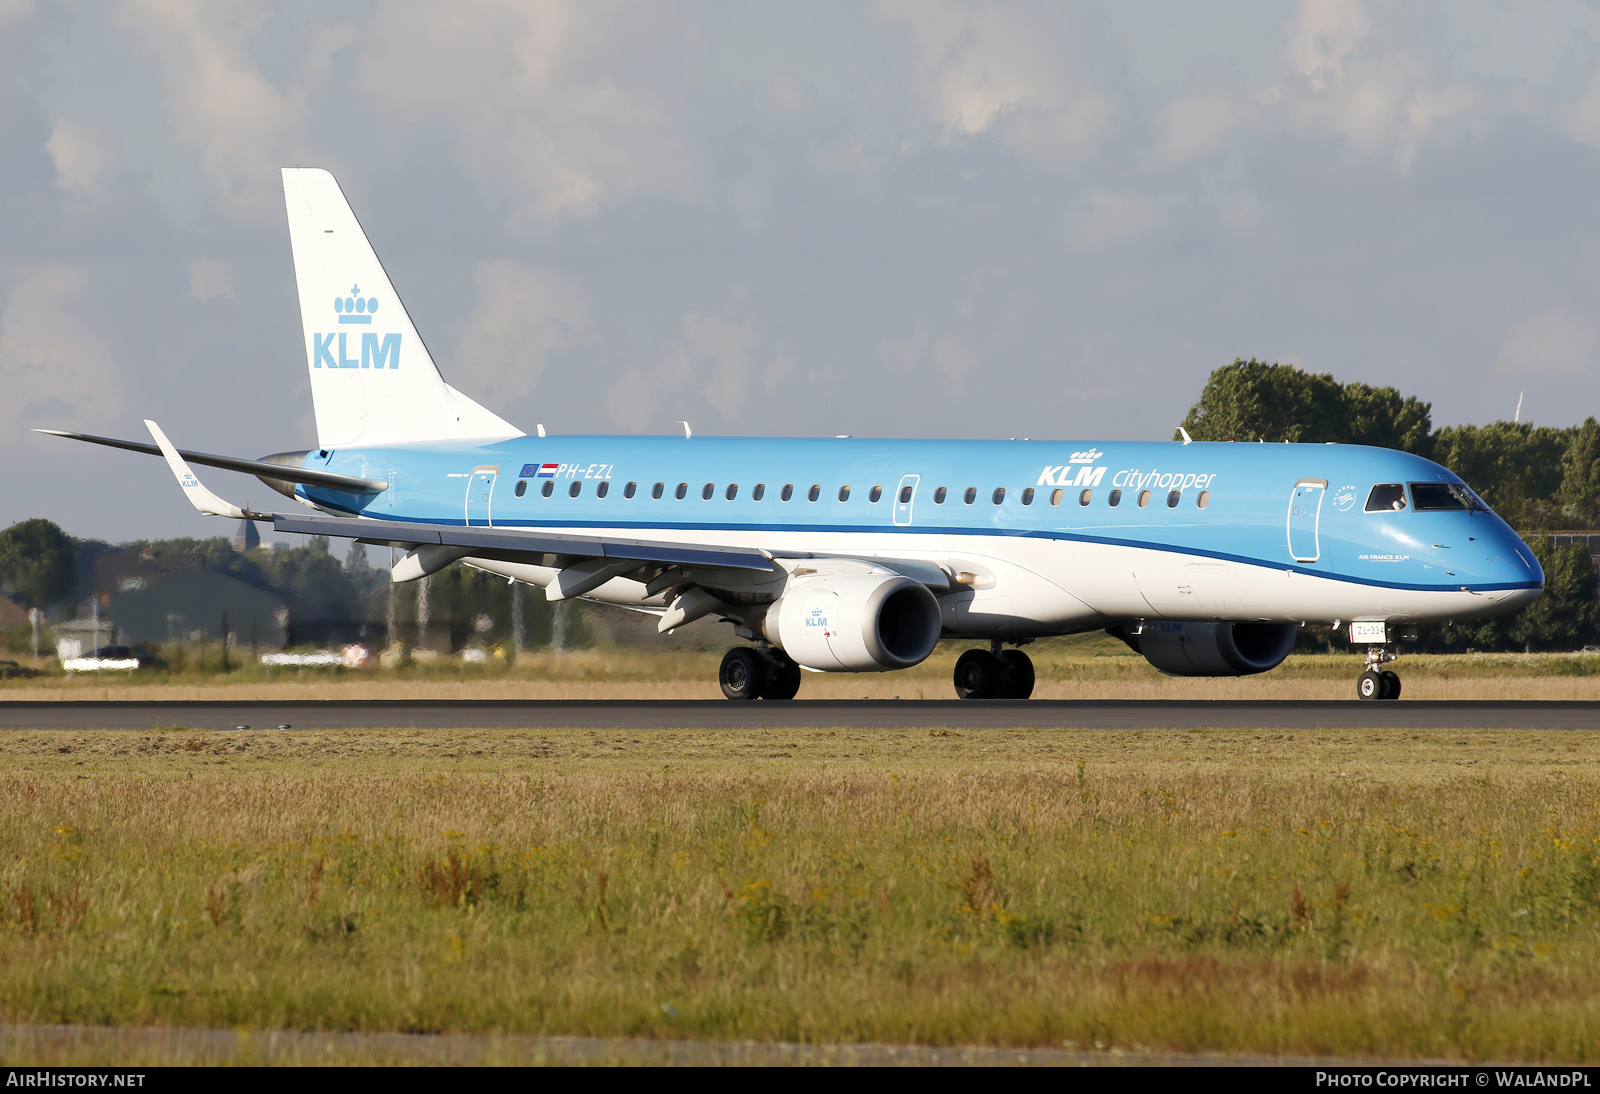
left=510, top=477, right=1212, bottom=509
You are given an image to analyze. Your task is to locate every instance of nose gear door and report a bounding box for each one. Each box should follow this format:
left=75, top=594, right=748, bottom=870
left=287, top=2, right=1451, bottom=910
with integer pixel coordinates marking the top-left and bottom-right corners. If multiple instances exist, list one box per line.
left=1287, top=478, right=1327, bottom=563
left=893, top=474, right=919, bottom=526
left=465, top=465, right=498, bottom=527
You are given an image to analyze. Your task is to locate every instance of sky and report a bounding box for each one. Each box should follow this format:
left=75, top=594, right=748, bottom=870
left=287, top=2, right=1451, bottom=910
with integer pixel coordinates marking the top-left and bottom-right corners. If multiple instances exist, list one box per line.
left=6, top=0, right=1600, bottom=541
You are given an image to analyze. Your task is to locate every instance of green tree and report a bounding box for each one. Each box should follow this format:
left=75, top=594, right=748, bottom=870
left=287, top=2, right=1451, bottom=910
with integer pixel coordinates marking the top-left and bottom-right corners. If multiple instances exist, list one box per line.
left=1429, top=422, right=1572, bottom=530
left=1558, top=417, right=1600, bottom=528
left=1179, top=359, right=1432, bottom=453
left=0, top=519, right=77, bottom=612
left=1429, top=536, right=1598, bottom=652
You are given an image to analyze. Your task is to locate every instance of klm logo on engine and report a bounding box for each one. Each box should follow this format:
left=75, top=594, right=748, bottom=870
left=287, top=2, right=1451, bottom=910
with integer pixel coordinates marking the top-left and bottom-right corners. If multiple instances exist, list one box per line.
left=312, top=284, right=400, bottom=370
left=805, top=608, right=828, bottom=628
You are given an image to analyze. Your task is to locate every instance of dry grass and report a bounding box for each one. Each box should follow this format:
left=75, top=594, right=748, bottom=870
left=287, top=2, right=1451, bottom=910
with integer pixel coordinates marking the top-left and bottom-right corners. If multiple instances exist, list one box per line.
left=3, top=726, right=1600, bottom=1061
left=9, top=635, right=1600, bottom=700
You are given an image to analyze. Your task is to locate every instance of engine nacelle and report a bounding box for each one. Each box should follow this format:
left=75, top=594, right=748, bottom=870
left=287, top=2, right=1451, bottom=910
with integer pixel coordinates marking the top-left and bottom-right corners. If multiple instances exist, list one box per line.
left=1121, top=621, right=1297, bottom=677
left=762, top=573, right=942, bottom=672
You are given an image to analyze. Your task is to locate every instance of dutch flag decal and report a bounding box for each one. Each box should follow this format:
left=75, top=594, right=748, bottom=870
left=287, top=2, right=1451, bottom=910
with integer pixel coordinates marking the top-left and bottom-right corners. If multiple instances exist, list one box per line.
left=536, top=463, right=559, bottom=478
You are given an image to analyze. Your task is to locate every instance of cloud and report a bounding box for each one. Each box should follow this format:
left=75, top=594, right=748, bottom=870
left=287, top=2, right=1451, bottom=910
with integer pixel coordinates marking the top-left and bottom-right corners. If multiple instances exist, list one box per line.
left=45, top=118, right=119, bottom=195
left=116, top=0, right=321, bottom=221
left=353, top=2, right=697, bottom=224
left=606, top=312, right=762, bottom=432
left=0, top=265, right=124, bottom=429
left=1492, top=308, right=1600, bottom=382
left=1153, top=86, right=1261, bottom=166
left=186, top=258, right=236, bottom=301
left=451, top=260, right=590, bottom=410
left=1286, top=0, right=1370, bottom=90
left=868, top=0, right=1112, bottom=163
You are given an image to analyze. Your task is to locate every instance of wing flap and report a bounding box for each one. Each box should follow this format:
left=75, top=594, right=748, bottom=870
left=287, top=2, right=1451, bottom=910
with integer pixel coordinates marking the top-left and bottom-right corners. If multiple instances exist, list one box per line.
left=270, top=512, right=776, bottom=572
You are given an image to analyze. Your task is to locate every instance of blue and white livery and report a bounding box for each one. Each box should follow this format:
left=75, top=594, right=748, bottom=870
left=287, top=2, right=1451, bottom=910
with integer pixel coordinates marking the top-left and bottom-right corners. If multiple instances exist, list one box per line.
left=40, top=168, right=1543, bottom=701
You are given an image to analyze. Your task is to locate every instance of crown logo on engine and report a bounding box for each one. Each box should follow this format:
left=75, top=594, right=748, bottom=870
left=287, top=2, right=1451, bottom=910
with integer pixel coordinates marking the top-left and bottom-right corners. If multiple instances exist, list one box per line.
left=333, top=284, right=379, bottom=325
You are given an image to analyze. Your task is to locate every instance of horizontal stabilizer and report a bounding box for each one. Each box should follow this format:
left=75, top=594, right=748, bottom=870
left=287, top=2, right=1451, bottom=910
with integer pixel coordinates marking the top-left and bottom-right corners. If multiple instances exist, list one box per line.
left=270, top=512, right=777, bottom=572
left=35, top=428, right=388, bottom=493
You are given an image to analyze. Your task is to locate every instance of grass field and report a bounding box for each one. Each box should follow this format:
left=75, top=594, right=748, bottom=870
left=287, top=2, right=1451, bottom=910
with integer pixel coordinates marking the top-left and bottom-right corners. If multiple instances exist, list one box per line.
left=8, top=631, right=1600, bottom=700
left=3, top=725, right=1600, bottom=1063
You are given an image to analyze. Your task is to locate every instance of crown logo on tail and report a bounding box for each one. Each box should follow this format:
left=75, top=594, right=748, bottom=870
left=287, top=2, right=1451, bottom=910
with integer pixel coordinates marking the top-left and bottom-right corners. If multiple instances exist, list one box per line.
left=334, top=284, right=379, bottom=324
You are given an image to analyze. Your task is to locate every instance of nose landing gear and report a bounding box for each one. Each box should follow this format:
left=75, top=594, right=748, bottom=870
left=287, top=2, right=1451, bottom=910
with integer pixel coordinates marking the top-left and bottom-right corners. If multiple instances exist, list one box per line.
left=1356, top=646, right=1402, bottom=701
left=953, top=642, right=1035, bottom=699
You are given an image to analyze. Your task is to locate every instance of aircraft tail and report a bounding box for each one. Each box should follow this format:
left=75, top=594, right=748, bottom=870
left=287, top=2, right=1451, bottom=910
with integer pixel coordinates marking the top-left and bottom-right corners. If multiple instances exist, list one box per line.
left=281, top=168, right=521, bottom=448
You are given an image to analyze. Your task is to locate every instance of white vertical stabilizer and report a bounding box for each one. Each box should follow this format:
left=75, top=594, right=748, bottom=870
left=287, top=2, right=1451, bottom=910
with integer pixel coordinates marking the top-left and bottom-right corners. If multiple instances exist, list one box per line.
left=282, top=168, right=522, bottom=448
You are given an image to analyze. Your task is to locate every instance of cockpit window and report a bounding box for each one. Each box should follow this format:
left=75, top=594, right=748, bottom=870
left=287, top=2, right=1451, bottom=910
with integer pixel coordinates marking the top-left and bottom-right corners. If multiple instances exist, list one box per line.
left=1410, top=482, right=1483, bottom=512
left=1365, top=484, right=1406, bottom=512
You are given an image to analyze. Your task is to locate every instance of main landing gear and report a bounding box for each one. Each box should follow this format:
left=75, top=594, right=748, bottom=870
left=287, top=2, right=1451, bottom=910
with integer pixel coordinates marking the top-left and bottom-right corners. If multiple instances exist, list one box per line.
left=719, top=646, right=803, bottom=701
left=953, top=642, right=1035, bottom=700
left=1356, top=645, right=1402, bottom=701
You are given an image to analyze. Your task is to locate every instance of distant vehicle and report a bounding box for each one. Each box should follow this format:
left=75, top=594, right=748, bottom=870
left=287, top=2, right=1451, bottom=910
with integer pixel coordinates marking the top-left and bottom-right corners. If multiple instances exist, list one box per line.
left=62, top=646, right=166, bottom=673
left=39, top=169, right=1543, bottom=701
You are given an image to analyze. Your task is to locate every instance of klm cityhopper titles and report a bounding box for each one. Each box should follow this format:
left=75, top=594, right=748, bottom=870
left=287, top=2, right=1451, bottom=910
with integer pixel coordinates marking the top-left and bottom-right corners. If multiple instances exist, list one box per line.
left=40, top=168, right=1543, bottom=701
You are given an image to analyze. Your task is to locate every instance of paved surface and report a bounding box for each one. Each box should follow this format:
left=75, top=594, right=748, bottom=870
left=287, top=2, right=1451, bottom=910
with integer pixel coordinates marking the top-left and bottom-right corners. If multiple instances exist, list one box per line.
left=0, top=698, right=1596, bottom=731
left=0, top=1022, right=1424, bottom=1067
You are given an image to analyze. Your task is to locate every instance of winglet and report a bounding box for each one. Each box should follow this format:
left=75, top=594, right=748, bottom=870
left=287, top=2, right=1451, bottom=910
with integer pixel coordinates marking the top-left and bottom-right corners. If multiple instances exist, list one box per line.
left=144, top=420, right=266, bottom=520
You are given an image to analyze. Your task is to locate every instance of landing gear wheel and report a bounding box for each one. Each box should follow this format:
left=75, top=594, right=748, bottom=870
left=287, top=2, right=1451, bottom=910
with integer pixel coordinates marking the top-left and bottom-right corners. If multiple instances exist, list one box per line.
left=1382, top=670, right=1401, bottom=700
left=997, top=649, right=1035, bottom=699
left=758, top=650, right=802, bottom=701
left=1357, top=670, right=1385, bottom=701
left=719, top=647, right=764, bottom=701
left=954, top=649, right=1004, bottom=699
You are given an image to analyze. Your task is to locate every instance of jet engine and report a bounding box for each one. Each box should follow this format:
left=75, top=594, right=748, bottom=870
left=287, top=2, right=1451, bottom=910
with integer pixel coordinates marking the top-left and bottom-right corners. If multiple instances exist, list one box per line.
left=1116, top=621, right=1297, bottom=677
left=761, top=573, right=942, bottom=672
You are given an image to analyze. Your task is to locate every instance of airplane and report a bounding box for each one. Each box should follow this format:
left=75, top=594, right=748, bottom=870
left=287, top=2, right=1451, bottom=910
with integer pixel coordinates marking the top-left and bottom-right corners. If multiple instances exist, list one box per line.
left=40, top=168, right=1544, bottom=702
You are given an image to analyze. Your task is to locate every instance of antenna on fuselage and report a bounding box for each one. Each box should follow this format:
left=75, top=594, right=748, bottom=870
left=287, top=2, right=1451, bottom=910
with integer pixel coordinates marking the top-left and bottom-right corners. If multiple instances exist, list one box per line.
left=677, top=420, right=693, bottom=439
left=1177, top=427, right=1192, bottom=445
left=536, top=424, right=546, bottom=438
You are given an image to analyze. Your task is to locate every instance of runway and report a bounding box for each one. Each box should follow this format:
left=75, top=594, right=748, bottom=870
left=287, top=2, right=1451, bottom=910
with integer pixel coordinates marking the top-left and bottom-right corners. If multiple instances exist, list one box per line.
left=0, top=698, right=1597, bottom=731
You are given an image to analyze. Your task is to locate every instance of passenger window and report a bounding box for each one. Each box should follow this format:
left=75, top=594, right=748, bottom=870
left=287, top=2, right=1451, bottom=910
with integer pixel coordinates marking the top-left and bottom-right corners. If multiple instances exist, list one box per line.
left=869, top=485, right=883, bottom=503
left=1079, top=489, right=1092, bottom=506
left=596, top=480, right=609, bottom=499
left=964, top=487, right=977, bottom=504
left=991, top=487, right=1005, bottom=505
left=808, top=484, right=821, bottom=502
left=514, top=480, right=527, bottom=498
left=1365, top=483, right=1407, bottom=512
left=1166, top=489, right=1180, bottom=508
left=675, top=483, right=688, bottom=500
left=624, top=481, right=637, bottom=498
left=725, top=484, right=738, bottom=500
left=652, top=482, right=664, bottom=500
left=1050, top=488, right=1063, bottom=506
left=838, top=485, right=851, bottom=502
left=702, top=483, right=714, bottom=500
left=934, top=487, right=947, bottom=504
left=781, top=484, right=793, bottom=501
left=1197, top=490, right=1209, bottom=509
left=1137, top=489, right=1151, bottom=508
left=752, top=484, right=765, bottom=501
left=569, top=481, right=582, bottom=498
left=542, top=480, right=554, bottom=498
left=899, top=485, right=913, bottom=504
left=1021, top=487, right=1034, bottom=505
left=1108, top=488, right=1122, bottom=507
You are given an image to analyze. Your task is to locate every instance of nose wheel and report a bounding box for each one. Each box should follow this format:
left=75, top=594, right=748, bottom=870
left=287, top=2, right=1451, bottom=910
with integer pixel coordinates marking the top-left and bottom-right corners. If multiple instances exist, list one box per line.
left=1356, top=647, right=1402, bottom=701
